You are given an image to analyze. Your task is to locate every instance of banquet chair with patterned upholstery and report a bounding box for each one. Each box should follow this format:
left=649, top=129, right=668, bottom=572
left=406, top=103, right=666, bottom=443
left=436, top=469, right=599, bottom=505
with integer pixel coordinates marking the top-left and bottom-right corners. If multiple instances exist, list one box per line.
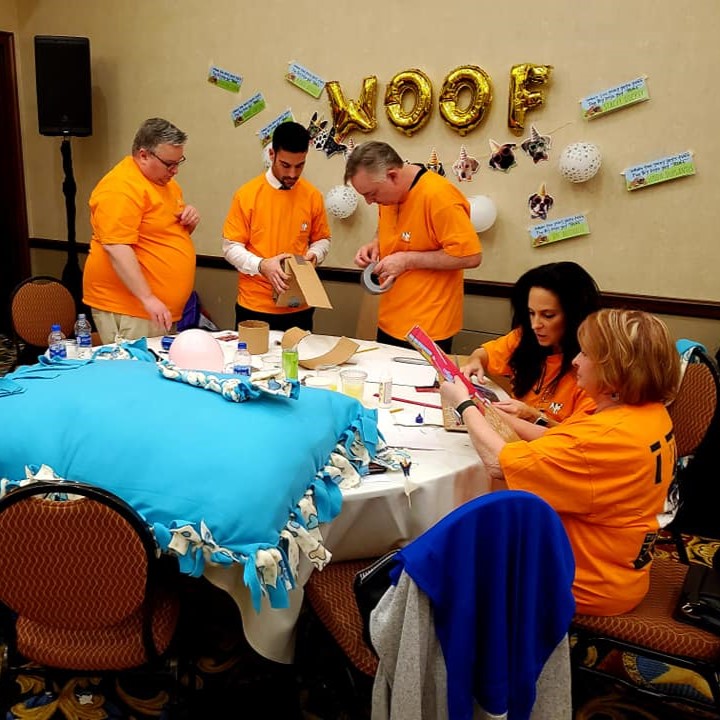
left=0, top=480, right=187, bottom=716
left=9, top=275, right=77, bottom=367
left=299, top=558, right=382, bottom=719
left=369, top=491, right=575, bottom=719
left=663, top=345, right=720, bottom=560
left=571, top=347, right=720, bottom=714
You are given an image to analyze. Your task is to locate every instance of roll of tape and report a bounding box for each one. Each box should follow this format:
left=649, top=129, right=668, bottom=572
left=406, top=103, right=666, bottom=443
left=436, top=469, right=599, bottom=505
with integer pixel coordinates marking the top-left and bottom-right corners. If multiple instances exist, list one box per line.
left=361, top=262, right=394, bottom=295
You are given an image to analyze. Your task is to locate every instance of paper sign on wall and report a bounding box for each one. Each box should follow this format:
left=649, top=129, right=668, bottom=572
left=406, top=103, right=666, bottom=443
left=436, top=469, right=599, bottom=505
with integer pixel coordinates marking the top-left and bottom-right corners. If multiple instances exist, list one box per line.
left=529, top=214, right=590, bottom=248
left=207, top=65, right=242, bottom=93
left=581, top=76, right=649, bottom=120
left=286, top=61, right=326, bottom=98
left=231, top=92, right=266, bottom=127
left=258, top=110, right=294, bottom=146
left=622, top=151, right=696, bottom=191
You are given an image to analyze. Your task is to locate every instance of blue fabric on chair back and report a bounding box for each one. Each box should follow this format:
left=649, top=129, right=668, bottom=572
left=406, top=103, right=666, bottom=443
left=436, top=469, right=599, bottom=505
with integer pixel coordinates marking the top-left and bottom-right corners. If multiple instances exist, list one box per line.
left=392, top=490, right=575, bottom=720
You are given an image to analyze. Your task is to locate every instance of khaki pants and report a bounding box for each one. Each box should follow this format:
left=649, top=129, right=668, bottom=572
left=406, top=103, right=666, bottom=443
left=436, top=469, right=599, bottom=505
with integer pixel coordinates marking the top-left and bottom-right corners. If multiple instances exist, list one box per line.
left=92, top=309, right=175, bottom=345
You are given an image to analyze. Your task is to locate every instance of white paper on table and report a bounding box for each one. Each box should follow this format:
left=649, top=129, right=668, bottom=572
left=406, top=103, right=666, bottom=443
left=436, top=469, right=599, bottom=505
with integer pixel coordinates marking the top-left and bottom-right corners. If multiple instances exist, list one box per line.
left=377, top=412, right=447, bottom=450
left=363, top=362, right=437, bottom=387
left=388, top=407, right=444, bottom=426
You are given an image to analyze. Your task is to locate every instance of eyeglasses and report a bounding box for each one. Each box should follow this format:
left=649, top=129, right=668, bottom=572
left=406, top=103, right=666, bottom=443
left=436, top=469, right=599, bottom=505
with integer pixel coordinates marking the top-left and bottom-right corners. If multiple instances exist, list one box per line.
left=148, top=150, right=186, bottom=170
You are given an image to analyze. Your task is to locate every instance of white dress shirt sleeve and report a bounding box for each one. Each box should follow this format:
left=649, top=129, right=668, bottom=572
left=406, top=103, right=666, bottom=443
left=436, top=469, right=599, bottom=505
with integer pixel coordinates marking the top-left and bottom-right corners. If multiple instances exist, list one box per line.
left=307, top=238, right=331, bottom=265
left=223, top=238, right=263, bottom=276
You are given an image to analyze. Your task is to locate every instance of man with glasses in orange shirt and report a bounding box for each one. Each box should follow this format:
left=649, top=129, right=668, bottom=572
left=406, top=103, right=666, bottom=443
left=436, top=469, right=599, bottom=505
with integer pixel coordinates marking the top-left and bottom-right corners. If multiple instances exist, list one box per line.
left=83, top=117, right=200, bottom=343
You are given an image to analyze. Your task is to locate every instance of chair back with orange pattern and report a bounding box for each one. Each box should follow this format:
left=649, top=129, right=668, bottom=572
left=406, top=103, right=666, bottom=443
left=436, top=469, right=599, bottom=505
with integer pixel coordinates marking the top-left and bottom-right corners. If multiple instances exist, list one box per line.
left=667, top=347, right=720, bottom=540
left=668, top=354, right=718, bottom=459
left=10, top=275, right=77, bottom=349
left=0, top=481, right=179, bottom=671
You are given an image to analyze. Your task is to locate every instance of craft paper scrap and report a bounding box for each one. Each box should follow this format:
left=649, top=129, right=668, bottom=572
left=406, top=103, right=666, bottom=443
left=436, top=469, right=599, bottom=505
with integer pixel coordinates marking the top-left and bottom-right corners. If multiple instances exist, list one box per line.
left=231, top=92, right=266, bottom=127
left=258, top=109, right=295, bottom=146
left=286, top=61, right=326, bottom=99
left=581, top=76, right=649, bottom=120
left=529, top=214, right=590, bottom=248
left=622, top=151, right=696, bottom=191
left=207, top=65, right=242, bottom=93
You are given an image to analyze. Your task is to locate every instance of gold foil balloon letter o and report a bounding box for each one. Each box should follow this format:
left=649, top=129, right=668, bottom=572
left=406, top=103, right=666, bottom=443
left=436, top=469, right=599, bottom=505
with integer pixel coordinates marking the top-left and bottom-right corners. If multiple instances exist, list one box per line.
left=384, top=68, right=433, bottom=136
left=439, top=65, right=492, bottom=136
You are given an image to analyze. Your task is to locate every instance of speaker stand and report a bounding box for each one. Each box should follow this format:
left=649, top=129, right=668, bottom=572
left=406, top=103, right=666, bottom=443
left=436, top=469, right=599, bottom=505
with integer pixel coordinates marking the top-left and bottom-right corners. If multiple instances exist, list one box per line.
left=60, top=134, right=83, bottom=307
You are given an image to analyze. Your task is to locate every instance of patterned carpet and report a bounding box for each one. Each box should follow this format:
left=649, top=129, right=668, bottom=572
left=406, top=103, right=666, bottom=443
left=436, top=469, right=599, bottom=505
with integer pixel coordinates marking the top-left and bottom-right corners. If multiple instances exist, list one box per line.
left=1, top=336, right=719, bottom=719
left=2, top=540, right=718, bottom=719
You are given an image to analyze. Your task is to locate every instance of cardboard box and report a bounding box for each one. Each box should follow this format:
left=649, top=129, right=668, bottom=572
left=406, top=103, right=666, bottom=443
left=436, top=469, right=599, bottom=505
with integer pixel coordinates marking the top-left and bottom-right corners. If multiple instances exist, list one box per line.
left=281, top=327, right=359, bottom=369
left=275, top=255, right=333, bottom=310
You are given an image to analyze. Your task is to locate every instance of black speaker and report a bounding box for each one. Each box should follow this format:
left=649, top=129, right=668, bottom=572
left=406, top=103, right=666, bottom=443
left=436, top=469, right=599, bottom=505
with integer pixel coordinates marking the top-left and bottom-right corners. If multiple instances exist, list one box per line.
left=34, top=35, right=92, bottom=137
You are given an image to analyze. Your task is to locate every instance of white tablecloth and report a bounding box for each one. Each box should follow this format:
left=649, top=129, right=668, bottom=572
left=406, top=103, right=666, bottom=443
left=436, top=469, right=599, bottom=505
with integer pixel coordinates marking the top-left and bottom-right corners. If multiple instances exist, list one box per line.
left=150, top=331, right=495, bottom=662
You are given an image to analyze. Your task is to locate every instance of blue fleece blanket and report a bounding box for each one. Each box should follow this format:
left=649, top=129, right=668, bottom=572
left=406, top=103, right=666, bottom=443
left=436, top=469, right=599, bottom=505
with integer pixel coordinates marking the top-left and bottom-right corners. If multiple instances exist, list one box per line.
left=0, top=357, right=379, bottom=610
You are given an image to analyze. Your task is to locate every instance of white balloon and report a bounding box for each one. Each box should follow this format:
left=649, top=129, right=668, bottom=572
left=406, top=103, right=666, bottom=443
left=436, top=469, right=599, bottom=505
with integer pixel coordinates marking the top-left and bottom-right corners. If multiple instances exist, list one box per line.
left=468, top=195, right=497, bottom=233
left=325, top=185, right=359, bottom=219
left=558, top=142, right=602, bottom=183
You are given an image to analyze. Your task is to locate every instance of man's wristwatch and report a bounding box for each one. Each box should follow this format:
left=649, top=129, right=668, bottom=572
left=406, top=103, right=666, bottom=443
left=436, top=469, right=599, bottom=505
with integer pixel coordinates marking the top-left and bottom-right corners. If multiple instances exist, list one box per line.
left=534, top=413, right=550, bottom=427
left=454, top=399, right=477, bottom=422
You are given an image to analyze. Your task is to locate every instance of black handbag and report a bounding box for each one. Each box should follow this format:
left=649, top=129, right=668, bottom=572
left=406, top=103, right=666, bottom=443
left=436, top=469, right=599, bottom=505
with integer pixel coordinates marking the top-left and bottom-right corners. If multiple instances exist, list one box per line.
left=353, top=550, right=400, bottom=651
left=675, top=562, right=720, bottom=635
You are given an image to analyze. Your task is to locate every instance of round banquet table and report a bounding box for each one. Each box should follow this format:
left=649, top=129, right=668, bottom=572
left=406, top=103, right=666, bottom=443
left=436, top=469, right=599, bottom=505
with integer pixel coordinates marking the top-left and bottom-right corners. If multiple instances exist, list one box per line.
left=149, top=331, right=494, bottom=663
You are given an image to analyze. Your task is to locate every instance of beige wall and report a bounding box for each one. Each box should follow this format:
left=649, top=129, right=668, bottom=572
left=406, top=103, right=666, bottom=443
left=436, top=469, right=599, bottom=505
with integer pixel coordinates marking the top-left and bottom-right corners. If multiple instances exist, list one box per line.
left=0, top=3, right=17, bottom=29
left=31, top=246, right=720, bottom=355
left=10, top=0, right=720, bottom=351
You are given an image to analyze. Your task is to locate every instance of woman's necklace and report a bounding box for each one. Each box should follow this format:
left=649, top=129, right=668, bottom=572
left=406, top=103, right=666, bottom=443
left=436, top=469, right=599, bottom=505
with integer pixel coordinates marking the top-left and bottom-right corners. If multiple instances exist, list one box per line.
left=533, top=364, right=548, bottom=396
left=532, top=363, right=557, bottom=404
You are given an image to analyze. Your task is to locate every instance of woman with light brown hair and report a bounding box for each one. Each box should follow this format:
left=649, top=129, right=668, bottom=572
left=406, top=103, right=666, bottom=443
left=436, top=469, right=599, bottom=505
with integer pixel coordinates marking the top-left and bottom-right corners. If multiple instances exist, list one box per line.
left=442, top=309, right=681, bottom=615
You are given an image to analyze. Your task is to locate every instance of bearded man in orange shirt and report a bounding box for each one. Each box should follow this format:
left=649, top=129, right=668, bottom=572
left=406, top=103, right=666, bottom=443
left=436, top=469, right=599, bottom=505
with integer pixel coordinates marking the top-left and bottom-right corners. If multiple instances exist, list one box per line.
left=83, top=117, right=200, bottom=343
left=222, top=121, right=331, bottom=332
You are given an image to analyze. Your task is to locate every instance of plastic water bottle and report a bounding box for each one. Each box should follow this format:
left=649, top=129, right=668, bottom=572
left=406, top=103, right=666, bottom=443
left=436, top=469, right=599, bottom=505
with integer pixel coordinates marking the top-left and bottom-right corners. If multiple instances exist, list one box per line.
left=74, top=313, right=93, bottom=359
left=233, top=341, right=252, bottom=377
left=48, top=323, right=67, bottom=360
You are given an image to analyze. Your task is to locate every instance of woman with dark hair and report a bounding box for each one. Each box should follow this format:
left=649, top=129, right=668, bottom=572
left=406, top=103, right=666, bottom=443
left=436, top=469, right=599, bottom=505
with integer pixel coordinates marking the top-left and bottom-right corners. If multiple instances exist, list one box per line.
left=444, top=309, right=681, bottom=615
left=462, top=262, right=601, bottom=427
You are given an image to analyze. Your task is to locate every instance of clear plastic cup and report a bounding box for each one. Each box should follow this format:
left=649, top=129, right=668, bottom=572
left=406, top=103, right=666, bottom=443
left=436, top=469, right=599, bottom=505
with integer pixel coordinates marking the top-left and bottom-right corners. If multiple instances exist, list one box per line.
left=64, top=338, right=78, bottom=358
left=317, top=366, right=340, bottom=391
left=340, top=369, right=367, bottom=401
left=261, top=351, right=282, bottom=370
left=304, top=375, right=334, bottom=390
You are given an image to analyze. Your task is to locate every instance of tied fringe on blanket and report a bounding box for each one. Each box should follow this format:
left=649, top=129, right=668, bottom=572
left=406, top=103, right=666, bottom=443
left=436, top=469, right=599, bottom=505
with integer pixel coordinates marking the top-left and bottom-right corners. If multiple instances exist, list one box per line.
left=0, top=337, right=402, bottom=613
left=0, top=422, right=369, bottom=613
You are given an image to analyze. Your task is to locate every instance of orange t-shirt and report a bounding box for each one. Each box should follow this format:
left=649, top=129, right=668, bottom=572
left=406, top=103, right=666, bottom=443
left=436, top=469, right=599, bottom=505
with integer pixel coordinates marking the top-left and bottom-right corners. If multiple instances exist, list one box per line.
left=222, top=175, right=331, bottom=314
left=376, top=170, right=481, bottom=341
left=482, top=328, right=595, bottom=422
left=500, top=403, right=676, bottom=615
left=83, top=156, right=196, bottom=320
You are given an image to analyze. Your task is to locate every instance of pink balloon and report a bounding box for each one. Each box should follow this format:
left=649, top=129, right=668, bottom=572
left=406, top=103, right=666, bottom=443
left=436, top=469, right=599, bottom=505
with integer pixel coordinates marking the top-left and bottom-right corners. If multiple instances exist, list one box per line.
left=168, top=329, right=225, bottom=372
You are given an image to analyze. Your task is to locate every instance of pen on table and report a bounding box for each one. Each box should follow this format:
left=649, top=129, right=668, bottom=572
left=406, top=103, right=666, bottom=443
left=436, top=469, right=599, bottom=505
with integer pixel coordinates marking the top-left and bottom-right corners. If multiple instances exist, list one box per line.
left=373, top=394, right=442, bottom=410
